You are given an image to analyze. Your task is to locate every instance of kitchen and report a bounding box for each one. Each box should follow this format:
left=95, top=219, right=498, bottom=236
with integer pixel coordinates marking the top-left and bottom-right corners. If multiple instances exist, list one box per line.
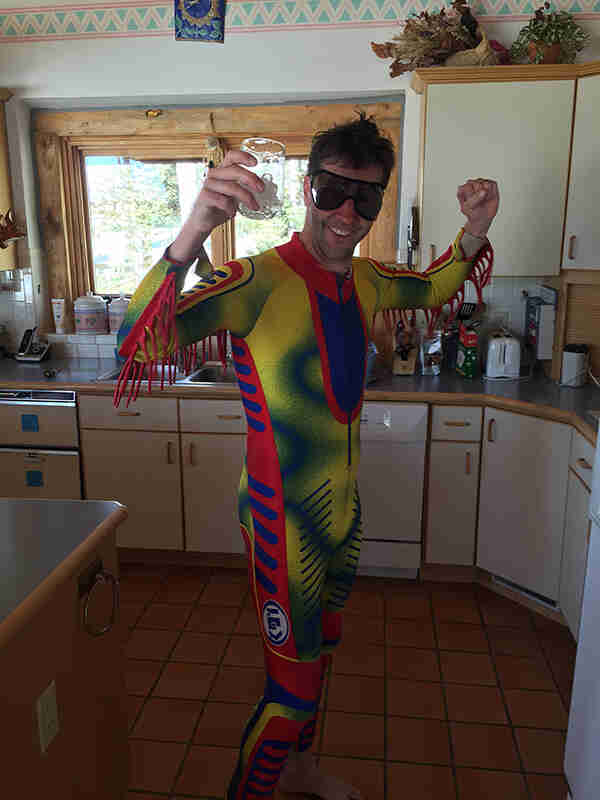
left=1, top=4, right=600, bottom=799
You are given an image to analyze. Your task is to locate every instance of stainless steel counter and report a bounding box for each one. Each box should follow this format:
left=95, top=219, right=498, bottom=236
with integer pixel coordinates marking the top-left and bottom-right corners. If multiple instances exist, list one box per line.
left=0, top=355, right=598, bottom=434
left=370, top=370, right=600, bottom=433
left=0, top=356, right=116, bottom=385
left=0, top=499, right=124, bottom=626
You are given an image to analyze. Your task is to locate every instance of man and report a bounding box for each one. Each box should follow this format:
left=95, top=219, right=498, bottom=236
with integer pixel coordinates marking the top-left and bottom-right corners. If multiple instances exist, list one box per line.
left=117, top=113, right=499, bottom=800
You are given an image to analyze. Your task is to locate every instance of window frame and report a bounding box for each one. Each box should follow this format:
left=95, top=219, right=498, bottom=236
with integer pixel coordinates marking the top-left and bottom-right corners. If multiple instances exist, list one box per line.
left=33, top=101, right=402, bottom=332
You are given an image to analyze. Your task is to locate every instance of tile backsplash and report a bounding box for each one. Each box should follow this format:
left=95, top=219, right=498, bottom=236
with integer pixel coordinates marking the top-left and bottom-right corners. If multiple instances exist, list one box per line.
left=463, top=276, right=544, bottom=336
left=46, top=332, right=118, bottom=360
left=0, top=267, right=547, bottom=357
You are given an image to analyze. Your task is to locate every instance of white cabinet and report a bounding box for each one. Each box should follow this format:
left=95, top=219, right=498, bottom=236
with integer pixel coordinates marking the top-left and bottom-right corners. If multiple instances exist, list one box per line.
left=81, top=429, right=183, bottom=550
left=419, top=79, right=574, bottom=276
left=181, top=433, right=245, bottom=554
left=559, top=469, right=591, bottom=640
left=426, top=406, right=482, bottom=566
left=562, top=73, right=600, bottom=269
left=477, top=408, right=571, bottom=601
left=357, top=402, right=428, bottom=576
left=180, top=399, right=246, bottom=554
left=79, top=395, right=183, bottom=550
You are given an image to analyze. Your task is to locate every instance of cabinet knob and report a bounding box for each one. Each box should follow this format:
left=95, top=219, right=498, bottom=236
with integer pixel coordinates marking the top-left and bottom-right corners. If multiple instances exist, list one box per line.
left=117, top=411, right=141, bottom=417
left=576, top=457, right=592, bottom=470
left=217, top=414, right=242, bottom=421
left=487, top=418, right=496, bottom=442
left=465, top=451, right=472, bottom=475
left=444, top=420, right=471, bottom=427
left=568, top=235, right=576, bottom=260
left=188, top=442, right=196, bottom=466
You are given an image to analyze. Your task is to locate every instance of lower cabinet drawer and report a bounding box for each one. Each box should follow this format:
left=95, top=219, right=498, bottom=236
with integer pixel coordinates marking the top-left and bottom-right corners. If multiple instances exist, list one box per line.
left=431, top=405, right=482, bottom=441
left=180, top=399, right=246, bottom=433
left=79, top=395, right=178, bottom=431
left=358, top=540, right=421, bottom=572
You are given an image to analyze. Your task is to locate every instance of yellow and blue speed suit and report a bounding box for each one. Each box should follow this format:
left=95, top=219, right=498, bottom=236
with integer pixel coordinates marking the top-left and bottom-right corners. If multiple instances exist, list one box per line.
left=116, top=229, right=492, bottom=800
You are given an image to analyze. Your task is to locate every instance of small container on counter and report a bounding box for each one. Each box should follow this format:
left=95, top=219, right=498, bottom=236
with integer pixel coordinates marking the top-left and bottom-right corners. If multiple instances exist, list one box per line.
left=561, top=344, right=589, bottom=388
left=108, top=293, right=129, bottom=334
left=74, top=292, right=108, bottom=335
left=51, top=298, right=66, bottom=334
left=419, top=330, right=443, bottom=376
left=456, top=323, right=480, bottom=379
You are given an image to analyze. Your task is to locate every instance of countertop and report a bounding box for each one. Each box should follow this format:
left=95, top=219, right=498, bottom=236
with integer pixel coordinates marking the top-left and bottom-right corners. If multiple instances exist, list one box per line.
left=0, top=355, right=598, bottom=441
left=0, top=499, right=127, bottom=636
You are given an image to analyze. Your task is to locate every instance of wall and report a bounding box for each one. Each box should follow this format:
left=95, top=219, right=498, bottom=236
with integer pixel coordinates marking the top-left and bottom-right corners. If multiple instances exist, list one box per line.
left=0, top=2, right=599, bottom=349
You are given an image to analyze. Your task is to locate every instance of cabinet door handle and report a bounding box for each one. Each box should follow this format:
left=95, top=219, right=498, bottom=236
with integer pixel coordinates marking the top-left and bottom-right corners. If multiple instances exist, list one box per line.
left=217, top=414, right=242, bottom=421
left=166, top=441, right=174, bottom=464
left=487, top=418, right=496, bottom=442
left=444, top=420, right=471, bottom=427
left=577, top=457, right=592, bottom=470
left=430, top=244, right=436, bottom=262
left=465, top=451, right=471, bottom=475
left=82, top=568, right=119, bottom=637
left=117, top=411, right=141, bottom=417
left=188, top=442, right=196, bottom=466
left=568, top=235, right=576, bottom=260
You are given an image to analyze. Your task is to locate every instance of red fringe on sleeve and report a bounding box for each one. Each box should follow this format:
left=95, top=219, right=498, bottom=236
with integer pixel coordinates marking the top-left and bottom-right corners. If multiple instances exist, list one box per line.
left=422, top=241, right=493, bottom=337
left=113, top=273, right=227, bottom=407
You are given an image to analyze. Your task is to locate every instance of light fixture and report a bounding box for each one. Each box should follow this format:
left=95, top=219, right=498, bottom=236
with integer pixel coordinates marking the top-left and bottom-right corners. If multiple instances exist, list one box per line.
left=0, top=209, right=26, bottom=249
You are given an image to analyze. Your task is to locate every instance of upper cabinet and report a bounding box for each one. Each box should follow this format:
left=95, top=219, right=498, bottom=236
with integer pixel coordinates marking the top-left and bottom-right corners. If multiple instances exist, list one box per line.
left=0, top=89, right=17, bottom=272
left=413, top=68, right=577, bottom=277
left=562, top=72, right=600, bottom=270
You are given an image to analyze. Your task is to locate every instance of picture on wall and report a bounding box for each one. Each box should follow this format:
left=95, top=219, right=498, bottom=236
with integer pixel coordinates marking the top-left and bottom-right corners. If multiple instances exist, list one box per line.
left=174, top=0, right=226, bottom=43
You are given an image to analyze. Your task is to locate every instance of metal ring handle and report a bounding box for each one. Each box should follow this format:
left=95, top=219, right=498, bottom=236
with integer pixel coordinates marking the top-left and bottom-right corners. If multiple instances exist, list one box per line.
left=83, top=569, right=119, bottom=637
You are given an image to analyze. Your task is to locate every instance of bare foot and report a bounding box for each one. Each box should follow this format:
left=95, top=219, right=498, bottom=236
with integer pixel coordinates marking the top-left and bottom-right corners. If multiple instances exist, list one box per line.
left=278, top=751, right=362, bottom=800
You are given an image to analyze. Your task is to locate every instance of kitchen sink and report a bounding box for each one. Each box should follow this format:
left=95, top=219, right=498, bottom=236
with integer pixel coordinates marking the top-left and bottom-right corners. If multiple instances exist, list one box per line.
left=176, top=364, right=239, bottom=386
left=97, top=362, right=238, bottom=386
left=96, top=364, right=186, bottom=383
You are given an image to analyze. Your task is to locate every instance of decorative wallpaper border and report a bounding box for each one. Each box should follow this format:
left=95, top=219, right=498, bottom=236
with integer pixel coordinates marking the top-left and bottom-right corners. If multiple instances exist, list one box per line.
left=0, top=0, right=599, bottom=42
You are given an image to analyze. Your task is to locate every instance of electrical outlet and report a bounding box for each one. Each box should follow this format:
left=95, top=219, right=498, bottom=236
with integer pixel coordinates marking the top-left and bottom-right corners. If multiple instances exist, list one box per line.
left=36, top=679, right=60, bottom=754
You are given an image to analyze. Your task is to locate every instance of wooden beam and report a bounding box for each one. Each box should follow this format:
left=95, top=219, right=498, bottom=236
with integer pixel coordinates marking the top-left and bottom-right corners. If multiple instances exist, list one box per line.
left=34, top=131, right=73, bottom=331
left=34, top=102, right=402, bottom=138
left=410, top=63, right=598, bottom=94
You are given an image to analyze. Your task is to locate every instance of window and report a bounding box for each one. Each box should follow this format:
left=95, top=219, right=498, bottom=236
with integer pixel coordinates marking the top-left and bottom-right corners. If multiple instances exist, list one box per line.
left=86, top=156, right=209, bottom=295
left=33, top=100, right=402, bottom=331
left=234, top=157, right=308, bottom=259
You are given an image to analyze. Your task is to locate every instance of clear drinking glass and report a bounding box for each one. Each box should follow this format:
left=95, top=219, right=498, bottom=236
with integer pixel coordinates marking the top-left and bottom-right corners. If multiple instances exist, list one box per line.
left=238, top=137, right=286, bottom=220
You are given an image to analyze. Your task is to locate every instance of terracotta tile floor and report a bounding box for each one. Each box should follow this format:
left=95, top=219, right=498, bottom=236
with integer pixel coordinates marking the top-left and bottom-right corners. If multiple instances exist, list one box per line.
left=121, top=565, right=575, bottom=800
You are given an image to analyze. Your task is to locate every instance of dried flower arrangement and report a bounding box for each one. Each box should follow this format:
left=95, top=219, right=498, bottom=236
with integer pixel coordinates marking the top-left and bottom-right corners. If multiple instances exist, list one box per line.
left=371, top=1, right=505, bottom=77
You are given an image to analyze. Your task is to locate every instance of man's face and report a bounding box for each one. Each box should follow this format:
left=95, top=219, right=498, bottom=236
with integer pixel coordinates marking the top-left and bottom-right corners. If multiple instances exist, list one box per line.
left=302, top=160, right=385, bottom=265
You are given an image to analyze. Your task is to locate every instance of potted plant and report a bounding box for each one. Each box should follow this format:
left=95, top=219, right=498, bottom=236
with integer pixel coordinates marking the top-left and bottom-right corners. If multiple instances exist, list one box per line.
left=509, top=2, right=590, bottom=65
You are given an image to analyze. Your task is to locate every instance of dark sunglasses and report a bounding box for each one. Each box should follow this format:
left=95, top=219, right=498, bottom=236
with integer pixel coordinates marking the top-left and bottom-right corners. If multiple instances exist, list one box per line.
left=309, top=169, right=385, bottom=221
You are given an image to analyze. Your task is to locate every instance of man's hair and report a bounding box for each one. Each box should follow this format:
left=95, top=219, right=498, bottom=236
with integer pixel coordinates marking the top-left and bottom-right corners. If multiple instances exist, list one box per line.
left=307, top=111, right=396, bottom=188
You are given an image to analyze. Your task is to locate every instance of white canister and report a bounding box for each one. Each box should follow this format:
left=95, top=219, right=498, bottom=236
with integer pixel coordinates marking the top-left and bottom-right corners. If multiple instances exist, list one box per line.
left=74, top=292, right=108, bottom=335
left=561, top=345, right=589, bottom=388
left=109, top=293, right=129, bottom=334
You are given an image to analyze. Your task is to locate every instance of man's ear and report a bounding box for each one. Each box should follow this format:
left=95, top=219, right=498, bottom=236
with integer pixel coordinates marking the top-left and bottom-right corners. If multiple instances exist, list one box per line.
left=302, top=175, right=312, bottom=209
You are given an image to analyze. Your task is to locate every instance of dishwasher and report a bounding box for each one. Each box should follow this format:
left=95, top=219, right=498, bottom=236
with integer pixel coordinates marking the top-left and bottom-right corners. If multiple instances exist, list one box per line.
left=0, top=389, right=82, bottom=499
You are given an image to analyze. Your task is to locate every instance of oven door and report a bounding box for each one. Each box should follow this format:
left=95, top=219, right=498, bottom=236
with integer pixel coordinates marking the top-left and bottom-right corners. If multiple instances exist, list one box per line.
left=0, top=448, right=82, bottom=499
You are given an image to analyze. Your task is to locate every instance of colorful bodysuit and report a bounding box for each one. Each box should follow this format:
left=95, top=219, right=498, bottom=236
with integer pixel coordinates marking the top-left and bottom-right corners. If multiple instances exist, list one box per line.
left=116, top=230, right=492, bottom=799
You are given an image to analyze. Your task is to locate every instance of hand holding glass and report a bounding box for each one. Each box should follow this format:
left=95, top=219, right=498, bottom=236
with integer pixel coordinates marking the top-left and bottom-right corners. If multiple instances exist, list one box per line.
left=238, top=138, right=285, bottom=220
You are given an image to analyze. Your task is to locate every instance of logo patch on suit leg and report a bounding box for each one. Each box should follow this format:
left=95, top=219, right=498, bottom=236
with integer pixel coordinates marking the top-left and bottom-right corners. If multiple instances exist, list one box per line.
left=262, top=600, right=290, bottom=646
